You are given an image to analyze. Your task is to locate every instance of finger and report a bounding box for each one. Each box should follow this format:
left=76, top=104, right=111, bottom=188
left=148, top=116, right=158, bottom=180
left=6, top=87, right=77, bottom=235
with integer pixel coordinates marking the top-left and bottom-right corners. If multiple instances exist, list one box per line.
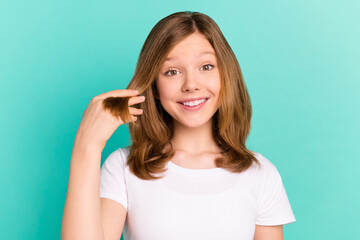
left=128, top=95, right=145, bottom=106
left=97, top=89, right=139, bottom=100
left=131, top=116, right=138, bottom=122
left=129, top=107, right=143, bottom=115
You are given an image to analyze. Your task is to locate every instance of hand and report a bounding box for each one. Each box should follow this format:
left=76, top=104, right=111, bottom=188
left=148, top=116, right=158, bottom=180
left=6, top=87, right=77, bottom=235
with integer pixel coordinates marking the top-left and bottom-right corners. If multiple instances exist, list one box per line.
left=74, top=89, right=145, bottom=151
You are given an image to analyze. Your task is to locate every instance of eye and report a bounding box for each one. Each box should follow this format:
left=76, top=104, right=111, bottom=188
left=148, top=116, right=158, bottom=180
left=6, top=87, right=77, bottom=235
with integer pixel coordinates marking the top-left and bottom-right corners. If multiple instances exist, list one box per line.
left=164, top=69, right=179, bottom=76
left=201, top=64, right=214, bottom=71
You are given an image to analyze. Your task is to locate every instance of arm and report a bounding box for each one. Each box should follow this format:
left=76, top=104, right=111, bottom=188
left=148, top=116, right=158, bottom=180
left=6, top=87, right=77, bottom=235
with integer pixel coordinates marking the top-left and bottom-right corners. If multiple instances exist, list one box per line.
left=61, top=143, right=127, bottom=240
left=100, top=198, right=127, bottom=240
left=61, top=142, right=106, bottom=240
left=61, top=89, right=143, bottom=239
left=253, top=225, right=283, bottom=240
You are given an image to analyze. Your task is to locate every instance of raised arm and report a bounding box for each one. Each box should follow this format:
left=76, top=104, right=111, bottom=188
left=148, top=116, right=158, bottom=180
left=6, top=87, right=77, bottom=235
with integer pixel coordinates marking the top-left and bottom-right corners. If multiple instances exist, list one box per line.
left=61, top=143, right=106, bottom=240
left=61, top=89, right=144, bottom=239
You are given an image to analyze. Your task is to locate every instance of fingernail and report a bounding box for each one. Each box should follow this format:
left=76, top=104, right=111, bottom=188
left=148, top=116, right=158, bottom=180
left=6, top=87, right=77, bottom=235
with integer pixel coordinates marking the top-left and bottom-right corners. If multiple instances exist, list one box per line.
left=139, top=96, right=145, bottom=100
left=133, top=90, right=139, bottom=94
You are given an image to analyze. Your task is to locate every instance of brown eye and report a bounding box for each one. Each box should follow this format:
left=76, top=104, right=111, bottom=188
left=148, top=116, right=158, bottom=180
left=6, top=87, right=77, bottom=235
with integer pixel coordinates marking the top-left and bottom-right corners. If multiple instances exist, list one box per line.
left=165, top=69, right=179, bottom=76
left=201, top=64, right=214, bottom=71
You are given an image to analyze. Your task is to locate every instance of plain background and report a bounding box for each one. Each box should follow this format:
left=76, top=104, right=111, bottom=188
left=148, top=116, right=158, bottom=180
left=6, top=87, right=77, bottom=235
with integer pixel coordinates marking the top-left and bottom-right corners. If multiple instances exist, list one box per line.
left=1, top=0, right=359, bottom=239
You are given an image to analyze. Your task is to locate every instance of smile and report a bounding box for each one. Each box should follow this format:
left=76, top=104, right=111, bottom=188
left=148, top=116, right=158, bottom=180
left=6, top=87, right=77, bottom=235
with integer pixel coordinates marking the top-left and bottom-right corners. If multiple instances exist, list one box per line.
left=177, top=98, right=209, bottom=111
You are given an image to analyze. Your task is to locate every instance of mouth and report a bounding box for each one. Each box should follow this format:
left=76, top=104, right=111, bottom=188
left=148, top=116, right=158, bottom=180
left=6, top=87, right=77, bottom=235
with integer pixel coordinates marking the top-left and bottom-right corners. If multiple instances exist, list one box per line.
left=177, top=98, right=209, bottom=110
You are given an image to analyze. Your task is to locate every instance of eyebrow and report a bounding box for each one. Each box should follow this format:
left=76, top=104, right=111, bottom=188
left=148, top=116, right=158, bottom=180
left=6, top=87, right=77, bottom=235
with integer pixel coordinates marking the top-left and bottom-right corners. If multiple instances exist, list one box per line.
left=164, top=50, right=216, bottom=62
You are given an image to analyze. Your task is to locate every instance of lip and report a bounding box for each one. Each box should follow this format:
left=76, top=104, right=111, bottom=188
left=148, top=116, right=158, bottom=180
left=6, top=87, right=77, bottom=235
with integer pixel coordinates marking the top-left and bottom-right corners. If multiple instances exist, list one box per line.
left=177, top=97, right=209, bottom=103
left=177, top=97, right=209, bottom=111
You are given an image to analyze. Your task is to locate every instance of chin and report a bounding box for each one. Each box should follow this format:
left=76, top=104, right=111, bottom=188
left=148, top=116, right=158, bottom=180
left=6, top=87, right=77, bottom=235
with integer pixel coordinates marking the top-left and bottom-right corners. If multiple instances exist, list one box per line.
left=175, top=117, right=212, bottom=129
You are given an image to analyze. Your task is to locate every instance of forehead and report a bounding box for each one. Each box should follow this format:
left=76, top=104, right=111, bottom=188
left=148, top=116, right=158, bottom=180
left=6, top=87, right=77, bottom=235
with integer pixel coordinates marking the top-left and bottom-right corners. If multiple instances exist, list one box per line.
left=164, top=50, right=216, bottom=62
left=163, top=33, right=216, bottom=63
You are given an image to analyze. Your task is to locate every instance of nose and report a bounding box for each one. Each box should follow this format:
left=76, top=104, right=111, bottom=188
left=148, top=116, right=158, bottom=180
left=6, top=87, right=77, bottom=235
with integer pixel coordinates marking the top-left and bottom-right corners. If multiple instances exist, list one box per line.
left=181, top=70, right=200, bottom=93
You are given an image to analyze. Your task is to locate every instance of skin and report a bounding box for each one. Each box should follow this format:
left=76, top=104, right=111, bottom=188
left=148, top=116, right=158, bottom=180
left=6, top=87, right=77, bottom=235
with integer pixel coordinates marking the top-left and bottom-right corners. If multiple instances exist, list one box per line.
left=156, top=32, right=284, bottom=239
left=156, top=32, right=223, bottom=168
left=62, top=89, right=145, bottom=240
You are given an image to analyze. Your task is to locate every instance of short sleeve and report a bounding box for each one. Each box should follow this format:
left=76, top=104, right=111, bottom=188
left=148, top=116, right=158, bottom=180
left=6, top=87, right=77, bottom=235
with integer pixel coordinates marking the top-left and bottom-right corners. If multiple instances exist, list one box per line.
left=255, top=162, right=296, bottom=226
left=99, top=148, right=128, bottom=211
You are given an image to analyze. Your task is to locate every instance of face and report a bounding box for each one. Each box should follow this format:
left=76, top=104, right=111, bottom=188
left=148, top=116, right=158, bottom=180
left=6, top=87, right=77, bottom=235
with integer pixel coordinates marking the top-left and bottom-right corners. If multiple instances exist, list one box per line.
left=156, top=32, right=221, bottom=129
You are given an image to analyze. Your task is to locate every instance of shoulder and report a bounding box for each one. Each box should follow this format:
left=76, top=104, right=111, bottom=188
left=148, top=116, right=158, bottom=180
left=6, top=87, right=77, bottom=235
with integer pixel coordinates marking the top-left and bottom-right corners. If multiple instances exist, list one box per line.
left=117, top=147, right=130, bottom=161
left=248, top=151, right=280, bottom=178
left=102, top=147, right=130, bottom=168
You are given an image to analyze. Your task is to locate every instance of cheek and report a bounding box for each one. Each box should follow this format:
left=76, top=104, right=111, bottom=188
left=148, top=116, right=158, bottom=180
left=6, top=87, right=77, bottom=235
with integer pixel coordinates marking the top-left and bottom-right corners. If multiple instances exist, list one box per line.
left=157, top=79, right=177, bottom=102
left=207, top=75, right=221, bottom=96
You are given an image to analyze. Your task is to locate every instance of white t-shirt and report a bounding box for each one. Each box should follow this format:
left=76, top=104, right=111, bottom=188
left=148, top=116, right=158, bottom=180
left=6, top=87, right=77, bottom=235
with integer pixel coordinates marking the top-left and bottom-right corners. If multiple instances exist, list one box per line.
left=100, top=147, right=296, bottom=240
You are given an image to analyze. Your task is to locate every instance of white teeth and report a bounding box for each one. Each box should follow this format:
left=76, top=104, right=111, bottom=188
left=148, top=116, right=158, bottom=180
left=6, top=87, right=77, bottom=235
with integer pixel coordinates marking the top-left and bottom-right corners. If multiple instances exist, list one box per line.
left=182, top=98, right=206, bottom=107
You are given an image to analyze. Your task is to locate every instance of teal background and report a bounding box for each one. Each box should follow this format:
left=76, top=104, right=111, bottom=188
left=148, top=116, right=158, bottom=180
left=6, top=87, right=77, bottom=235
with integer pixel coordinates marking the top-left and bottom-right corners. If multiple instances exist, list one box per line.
left=1, top=0, right=359, bottom=239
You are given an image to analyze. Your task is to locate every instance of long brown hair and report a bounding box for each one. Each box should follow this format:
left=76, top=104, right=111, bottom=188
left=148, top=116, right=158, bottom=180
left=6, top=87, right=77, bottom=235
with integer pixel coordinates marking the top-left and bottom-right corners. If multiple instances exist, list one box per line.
left=103, top=11, right=259, bottom=180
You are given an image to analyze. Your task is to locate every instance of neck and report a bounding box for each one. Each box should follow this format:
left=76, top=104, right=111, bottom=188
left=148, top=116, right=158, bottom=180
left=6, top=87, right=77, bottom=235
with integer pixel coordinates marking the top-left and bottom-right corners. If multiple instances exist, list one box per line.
left=170, top=118, right=221, bottom=155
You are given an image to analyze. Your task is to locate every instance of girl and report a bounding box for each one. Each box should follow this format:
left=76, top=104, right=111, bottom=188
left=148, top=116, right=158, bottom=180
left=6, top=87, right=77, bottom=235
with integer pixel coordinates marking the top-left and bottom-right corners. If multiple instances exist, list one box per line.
left=62, top=11, right=296, bottom=240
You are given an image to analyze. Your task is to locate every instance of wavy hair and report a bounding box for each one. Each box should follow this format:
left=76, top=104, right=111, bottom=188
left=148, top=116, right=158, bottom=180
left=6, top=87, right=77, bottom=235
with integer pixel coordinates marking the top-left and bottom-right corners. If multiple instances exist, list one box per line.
left=103, top=11, right=259, bottom=180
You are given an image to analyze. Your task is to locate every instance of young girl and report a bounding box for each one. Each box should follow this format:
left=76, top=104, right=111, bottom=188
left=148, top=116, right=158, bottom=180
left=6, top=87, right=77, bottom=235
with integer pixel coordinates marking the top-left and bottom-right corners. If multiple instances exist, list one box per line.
left=62, top=11, right=296, bottom=240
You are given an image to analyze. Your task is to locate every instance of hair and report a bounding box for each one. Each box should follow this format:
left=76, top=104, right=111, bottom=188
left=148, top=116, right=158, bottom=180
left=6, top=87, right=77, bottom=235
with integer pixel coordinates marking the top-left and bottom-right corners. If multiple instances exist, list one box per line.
left=102, top=11, right=260, bottom=180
